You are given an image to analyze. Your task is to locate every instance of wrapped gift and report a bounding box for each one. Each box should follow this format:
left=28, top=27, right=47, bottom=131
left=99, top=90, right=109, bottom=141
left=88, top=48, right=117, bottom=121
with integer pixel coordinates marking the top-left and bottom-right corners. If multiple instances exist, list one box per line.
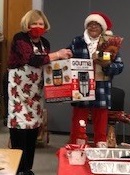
left=97, top=34, right=123, bottom=61
left=36, top=109, right=49, bottom=147
left=107, top=125, right=117, bottom=148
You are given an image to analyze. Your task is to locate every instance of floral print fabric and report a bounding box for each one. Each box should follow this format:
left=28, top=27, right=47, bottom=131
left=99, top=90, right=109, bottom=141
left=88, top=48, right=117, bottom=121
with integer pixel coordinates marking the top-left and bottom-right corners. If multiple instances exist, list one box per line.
left=8, top=65, right=44, bottom=129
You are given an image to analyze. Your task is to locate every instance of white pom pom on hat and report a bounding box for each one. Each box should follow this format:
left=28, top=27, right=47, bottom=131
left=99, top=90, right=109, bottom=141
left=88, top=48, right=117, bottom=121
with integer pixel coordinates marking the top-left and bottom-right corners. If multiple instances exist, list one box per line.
left=105, top=30, right=113, bottom=35
left=84, top=12, right=113, bottom=34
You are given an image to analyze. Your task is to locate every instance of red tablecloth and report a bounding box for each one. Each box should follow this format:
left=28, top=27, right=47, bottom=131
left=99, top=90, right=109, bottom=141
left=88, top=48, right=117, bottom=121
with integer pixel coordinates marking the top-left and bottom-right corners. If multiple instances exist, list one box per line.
left=57, top=147, right=129, bottom=175
left=56, top=147, right=94, bottom=175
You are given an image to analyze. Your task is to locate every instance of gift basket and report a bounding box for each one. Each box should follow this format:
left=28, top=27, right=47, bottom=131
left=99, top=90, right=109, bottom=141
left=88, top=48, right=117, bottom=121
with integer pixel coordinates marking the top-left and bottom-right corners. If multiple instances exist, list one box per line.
left=97, top=34, right=123, bottom=61
left=65, top=144, right=87, bottom=165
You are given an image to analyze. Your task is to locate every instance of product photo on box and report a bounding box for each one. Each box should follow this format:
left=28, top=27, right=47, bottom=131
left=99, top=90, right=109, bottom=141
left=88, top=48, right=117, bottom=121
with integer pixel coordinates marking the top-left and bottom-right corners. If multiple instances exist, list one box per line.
left=43, top=58, right=95, bottom=103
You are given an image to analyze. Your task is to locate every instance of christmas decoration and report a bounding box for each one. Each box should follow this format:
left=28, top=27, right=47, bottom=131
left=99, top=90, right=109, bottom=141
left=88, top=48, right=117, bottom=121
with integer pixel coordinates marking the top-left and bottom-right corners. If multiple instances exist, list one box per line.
left=97, top=34, right=123, bottom=60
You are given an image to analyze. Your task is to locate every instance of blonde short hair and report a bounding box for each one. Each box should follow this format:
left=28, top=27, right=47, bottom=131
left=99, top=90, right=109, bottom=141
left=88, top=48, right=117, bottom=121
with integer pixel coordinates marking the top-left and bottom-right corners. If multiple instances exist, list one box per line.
left=20, top=9, right=50, bottom=32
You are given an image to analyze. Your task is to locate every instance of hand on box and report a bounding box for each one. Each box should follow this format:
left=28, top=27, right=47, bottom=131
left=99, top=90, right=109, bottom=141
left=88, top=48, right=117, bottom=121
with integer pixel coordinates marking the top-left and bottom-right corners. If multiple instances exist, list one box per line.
left=57, top=49, right=73, bottom=59
left=49, top=49, right=73, bottom=61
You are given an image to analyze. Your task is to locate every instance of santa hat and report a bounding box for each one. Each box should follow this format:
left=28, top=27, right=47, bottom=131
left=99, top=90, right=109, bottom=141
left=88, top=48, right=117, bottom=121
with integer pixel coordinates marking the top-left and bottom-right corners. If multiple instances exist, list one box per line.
left=84, top=12, right=113, bottom=34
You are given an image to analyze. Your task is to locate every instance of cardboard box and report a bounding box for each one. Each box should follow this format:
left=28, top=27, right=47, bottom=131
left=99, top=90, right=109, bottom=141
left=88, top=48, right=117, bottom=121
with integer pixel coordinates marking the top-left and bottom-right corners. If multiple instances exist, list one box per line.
left=44, top=58, right=95, bottom=102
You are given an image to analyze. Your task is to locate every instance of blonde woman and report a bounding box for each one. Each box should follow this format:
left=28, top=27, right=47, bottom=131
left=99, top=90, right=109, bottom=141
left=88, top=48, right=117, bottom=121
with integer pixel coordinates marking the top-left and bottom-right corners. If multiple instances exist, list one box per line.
left=7, top=9, right=72, bottom=175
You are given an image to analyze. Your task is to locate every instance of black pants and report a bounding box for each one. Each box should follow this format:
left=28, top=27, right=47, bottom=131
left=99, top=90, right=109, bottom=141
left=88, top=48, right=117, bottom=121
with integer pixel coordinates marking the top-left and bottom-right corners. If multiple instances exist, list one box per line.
left=9, top=128, right=39, bottom=173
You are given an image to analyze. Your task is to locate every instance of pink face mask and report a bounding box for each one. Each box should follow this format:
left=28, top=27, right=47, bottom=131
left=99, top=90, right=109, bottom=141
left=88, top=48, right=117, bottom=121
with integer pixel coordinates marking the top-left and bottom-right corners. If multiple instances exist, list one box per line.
left=28, top=27, right=46, bottom=39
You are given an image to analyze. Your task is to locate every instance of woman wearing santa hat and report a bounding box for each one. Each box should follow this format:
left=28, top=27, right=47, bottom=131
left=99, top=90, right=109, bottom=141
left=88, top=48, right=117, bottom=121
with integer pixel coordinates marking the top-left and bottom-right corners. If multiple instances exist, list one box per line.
left=67, top=12, right=124, bottom=147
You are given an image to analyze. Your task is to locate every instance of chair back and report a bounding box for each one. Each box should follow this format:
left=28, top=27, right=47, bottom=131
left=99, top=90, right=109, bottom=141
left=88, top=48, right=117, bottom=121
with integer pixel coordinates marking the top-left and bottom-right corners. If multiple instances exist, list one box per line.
left=110, top=87, right=125, bottom=111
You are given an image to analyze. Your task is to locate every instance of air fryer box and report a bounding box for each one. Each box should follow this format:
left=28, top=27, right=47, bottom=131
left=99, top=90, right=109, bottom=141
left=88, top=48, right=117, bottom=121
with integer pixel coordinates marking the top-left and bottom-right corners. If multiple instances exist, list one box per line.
left=43, top=58, right=95, bottom=103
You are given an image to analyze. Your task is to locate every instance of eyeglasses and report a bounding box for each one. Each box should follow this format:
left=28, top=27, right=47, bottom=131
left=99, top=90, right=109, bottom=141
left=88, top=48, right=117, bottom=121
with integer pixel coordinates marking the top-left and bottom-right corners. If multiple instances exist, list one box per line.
left=87, top=22, right=101, bottom=28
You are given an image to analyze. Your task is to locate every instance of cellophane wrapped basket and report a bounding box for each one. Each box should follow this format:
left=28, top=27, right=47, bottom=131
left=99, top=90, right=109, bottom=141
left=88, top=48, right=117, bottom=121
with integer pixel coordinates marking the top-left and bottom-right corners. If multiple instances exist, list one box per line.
left=97, top=34, right=123, bottom=60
